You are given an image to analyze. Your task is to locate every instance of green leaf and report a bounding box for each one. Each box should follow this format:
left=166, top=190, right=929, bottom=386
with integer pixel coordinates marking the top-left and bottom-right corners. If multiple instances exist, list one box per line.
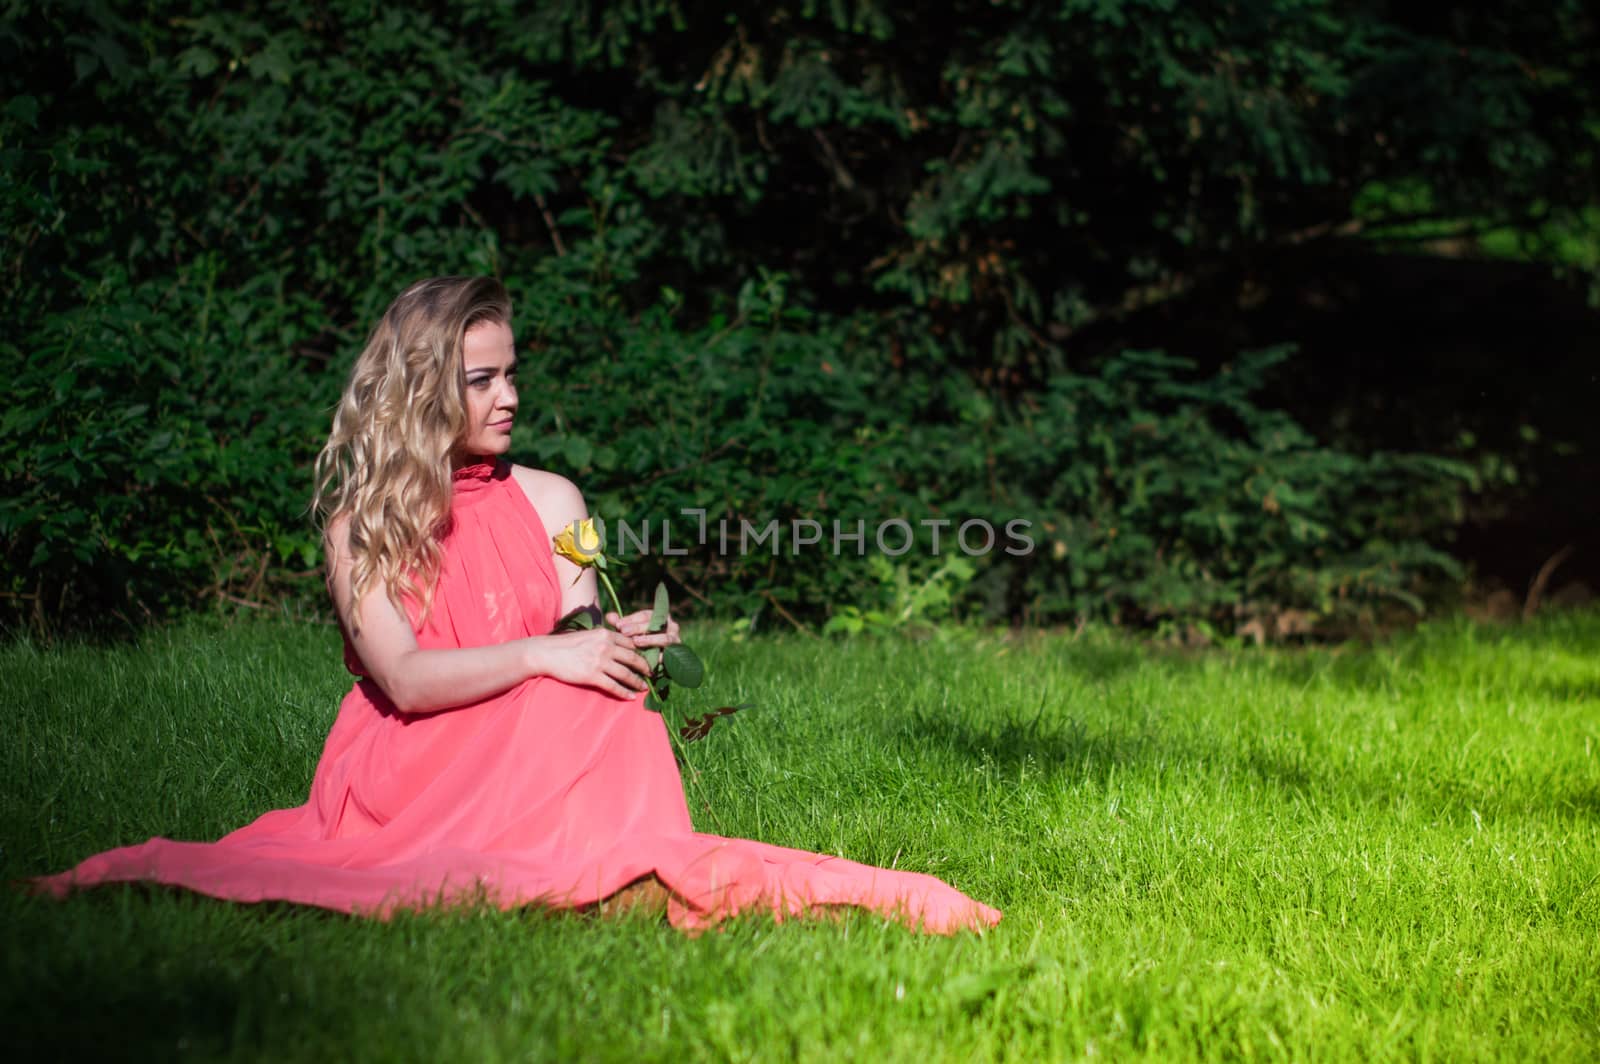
left=649, top=581, right=670, bottom=631
left=554, top=608, right=596, bottom=632
left=640, top=582, right=669, bottom=670
left=662, top=643, right=704, bottom=688
left=562, top=436, right=594, bottom=470
left=175, top=46, right=220, bottom=78
left=5, top=94, right=39, bottom=128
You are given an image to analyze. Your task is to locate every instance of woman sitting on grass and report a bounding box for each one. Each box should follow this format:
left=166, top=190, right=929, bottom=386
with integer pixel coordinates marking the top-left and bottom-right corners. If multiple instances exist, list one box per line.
left=38, top=275, right=1001, bottom=934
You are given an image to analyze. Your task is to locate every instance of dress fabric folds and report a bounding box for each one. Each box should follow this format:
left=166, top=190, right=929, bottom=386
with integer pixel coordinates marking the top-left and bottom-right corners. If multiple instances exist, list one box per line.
left=38, top=461, right=1000, bottom=934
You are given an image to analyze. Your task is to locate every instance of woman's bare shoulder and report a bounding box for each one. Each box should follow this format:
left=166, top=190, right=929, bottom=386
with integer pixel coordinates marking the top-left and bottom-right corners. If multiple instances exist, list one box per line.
left=508, top=465, right=587, bottom=532
left=508, top=465, right=583, bottom=506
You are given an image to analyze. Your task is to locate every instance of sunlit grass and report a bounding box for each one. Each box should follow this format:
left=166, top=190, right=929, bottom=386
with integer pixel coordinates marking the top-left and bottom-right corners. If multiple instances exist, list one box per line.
left=3, top=613, right=1597, bottom=1060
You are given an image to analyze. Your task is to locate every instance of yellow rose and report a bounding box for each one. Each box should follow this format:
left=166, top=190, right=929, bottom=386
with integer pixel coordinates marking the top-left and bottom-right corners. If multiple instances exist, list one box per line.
left=553, top=518, right=604, bottom=566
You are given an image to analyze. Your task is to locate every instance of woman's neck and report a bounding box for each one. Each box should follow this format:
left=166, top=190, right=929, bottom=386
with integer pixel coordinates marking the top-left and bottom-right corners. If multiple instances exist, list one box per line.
left=450, top=451, right=493, bottom=471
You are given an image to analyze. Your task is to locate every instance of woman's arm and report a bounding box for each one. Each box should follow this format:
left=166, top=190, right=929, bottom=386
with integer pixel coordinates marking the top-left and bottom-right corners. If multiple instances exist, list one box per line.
left=510, top=465, right=601, bottom=619
left=325, top=515, right=650, bottom=714
left=510, top=466, right=683, bottom=651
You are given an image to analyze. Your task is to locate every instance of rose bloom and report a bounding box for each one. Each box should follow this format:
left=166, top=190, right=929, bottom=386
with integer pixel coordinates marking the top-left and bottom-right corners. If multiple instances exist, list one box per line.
left=553, top=519, right=604, bottom=566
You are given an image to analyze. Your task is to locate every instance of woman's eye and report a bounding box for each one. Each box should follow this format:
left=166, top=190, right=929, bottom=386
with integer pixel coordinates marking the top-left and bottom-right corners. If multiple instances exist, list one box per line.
left=469, top=377, right=492, bottom=389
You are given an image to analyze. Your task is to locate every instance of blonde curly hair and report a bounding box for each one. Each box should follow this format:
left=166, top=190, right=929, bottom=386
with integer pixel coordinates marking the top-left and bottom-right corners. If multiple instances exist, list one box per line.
left=313, top=276, right=512, bottom=631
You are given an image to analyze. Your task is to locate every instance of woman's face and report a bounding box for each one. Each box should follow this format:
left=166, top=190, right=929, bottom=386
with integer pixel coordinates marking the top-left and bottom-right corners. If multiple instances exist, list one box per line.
left=457, top=319, right=518, bottom=461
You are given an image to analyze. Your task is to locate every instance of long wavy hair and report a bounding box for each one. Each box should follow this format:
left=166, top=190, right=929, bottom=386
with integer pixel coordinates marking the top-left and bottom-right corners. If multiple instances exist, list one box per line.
left=312, top=276, right=512, bottom=631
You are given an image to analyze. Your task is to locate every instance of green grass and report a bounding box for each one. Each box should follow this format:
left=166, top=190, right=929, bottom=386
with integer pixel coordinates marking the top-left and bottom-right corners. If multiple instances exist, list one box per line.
left=3, top=613, right=1598, bottom=1061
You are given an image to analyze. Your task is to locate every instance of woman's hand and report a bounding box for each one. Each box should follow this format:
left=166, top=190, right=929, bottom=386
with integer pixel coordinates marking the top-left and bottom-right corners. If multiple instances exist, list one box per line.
left=534, top=628, right=652, bottom=699
left=606, top=608, right=681, bottom=651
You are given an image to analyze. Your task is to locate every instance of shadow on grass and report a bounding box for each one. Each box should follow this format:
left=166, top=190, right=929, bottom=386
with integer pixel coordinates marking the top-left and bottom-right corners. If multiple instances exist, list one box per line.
left=1521, top=678, right=1600, bottom=703
left=4, top=892, right=309, bottom=1060
left=3, top=888, right=554, bottom=1060
left=1035, top=640, right=1154, bottom=685
left=1249, top=610, right=1600, bottom=695
left=897, top=703, right=1600, bottom=825
left=14, top=959, right=247, bottom=1059
left=900, top=708, right=1157, bottom=784
left=1231, top=742, right=1600, bottom=822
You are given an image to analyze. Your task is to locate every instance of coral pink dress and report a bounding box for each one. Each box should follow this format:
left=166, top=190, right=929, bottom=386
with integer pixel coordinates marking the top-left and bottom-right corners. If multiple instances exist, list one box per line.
left=39, top=461, right=1000, bottom=934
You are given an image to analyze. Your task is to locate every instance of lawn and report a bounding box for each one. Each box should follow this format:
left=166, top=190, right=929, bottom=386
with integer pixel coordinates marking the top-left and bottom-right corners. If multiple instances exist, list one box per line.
left=3, top=613, right=1597, bottom=1061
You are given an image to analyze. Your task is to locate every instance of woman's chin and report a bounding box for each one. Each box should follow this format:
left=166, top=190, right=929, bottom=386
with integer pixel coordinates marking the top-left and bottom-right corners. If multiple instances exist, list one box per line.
left=468, top=435, right=513, bottom=456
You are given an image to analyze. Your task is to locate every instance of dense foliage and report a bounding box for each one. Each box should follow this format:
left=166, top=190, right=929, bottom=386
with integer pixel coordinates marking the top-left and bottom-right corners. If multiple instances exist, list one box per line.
left=3, top=1, right=1595, bottom=631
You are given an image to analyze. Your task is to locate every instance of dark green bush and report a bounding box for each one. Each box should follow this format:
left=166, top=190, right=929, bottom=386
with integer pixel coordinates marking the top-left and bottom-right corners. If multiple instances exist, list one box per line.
left=1, top=258, right=334, bottom=624
left=518, top=294, right=1472, bottom=630
left=983, top=348, right=1471, bottom=625
left=0, top=246, right=1476, bottom=632
left=4, top=0, right=1586, bottom=632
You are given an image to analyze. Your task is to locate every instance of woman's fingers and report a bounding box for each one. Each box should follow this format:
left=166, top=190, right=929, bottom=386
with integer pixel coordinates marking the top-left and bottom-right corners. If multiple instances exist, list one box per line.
left=588, top=608, right=677, bottom=695
left=630, top=626, right=682, bottom=648
left=616, top=644, right=651, bottom=679
left=552, top=628, right=649, bottom=697
left=606, top=608, right=654, bottom=634
left=603, top=659, right=648, bottom=695
left=606, top=608, right=677, bottom=639
left=593, top=644, right=642, bottom=694
left=608, top=656, right=646, bottom=688
left=594, top=631, right=648, bottom=685
left=602, top=671, right=641, bottom=696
